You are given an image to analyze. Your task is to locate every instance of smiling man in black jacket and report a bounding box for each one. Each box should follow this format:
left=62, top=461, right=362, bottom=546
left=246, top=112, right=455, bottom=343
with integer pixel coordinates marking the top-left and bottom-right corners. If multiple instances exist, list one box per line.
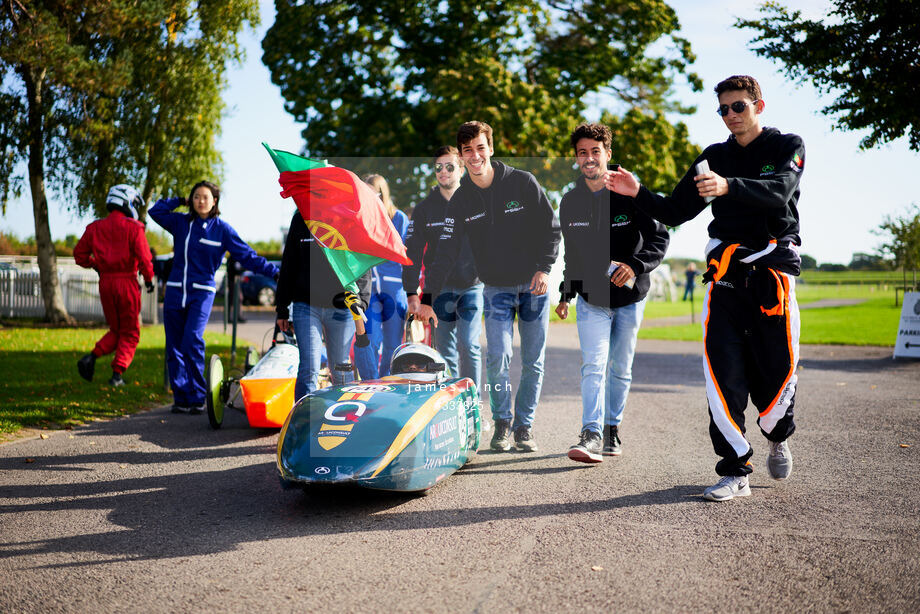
left=607, top=75, right=805, bottom=502
left=416, top=121, right=561, bottom=452
left=403, top=145, right=483, bottom=390
left=556, top=123, right=670, bottom=463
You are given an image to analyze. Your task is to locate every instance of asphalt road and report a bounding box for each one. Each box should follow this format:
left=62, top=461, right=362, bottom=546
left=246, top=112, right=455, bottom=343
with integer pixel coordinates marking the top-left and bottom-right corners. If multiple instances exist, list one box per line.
left=1, top=315, right=918, bottom=613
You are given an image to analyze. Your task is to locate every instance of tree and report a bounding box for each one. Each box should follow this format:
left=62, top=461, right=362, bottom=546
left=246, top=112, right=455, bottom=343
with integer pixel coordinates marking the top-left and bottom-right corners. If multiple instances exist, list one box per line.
left=1, top=1, right=257, bottom=322
left=848, top=252, right=889, bottom=271
left=262, top=0, right=703, bottom=209
left=875, top=204, right=920, bottom=288
left=70, top=1, right=259, bottom=218
left=800, top=253, right=818, bottom=270
left=737, top=0, right=920, bottom=152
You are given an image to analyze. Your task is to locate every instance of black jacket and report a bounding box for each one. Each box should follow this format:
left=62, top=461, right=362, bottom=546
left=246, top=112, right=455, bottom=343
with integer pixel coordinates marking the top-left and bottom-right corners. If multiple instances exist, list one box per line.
left=559, top=177, right=670, bottom=308
left=422, top=160, right=560, bottom=302
left=634, top=127, right=804, bottom=274
left=275, top=211, right=371, bottom=320
left=401, top=187, right=479, bottom=295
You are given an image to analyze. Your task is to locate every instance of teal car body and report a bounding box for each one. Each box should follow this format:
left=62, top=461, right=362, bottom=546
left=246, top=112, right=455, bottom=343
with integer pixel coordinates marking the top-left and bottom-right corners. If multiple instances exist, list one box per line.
left=277, top=375, right=480, bottom=492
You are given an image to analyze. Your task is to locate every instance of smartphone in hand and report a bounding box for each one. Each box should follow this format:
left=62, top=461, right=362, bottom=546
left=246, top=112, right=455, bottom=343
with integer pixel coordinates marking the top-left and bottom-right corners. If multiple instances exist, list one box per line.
left=607, top=163, right=620, bottom=172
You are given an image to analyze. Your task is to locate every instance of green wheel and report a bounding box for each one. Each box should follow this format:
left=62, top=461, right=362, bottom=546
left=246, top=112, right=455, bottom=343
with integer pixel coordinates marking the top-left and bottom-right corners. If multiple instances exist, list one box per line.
left=206, top=354, right=225, bottom=429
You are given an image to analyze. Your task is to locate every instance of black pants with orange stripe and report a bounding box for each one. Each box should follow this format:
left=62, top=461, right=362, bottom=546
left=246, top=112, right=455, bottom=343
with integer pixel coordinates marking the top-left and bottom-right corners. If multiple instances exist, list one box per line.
left=701, top=267, right=799, bottom=477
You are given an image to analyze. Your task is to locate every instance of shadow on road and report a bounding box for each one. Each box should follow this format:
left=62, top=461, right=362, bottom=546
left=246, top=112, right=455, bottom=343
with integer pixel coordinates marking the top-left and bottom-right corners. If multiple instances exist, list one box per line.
left=0, top=408, right=705, bottom=568
left=0, top=464, right=703, bottom=569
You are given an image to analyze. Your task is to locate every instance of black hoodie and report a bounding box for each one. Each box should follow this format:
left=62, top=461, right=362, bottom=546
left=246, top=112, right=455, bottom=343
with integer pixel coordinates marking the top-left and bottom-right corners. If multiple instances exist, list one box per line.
left=401, top=186, right=479, bottom=295
left=634, top=127, right=804, bottom=274
left=421, top=160, right=560, bottom=303
left=275, top=211, right=371, bottom=320
left=559, top=177, right=670, bottom=308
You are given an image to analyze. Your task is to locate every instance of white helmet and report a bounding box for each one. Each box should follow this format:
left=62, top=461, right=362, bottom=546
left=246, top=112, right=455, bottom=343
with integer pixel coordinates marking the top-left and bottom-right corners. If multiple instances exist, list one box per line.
left=106, top=184, right=143, bottom=220
left=389, top=343, right=448, bottom=377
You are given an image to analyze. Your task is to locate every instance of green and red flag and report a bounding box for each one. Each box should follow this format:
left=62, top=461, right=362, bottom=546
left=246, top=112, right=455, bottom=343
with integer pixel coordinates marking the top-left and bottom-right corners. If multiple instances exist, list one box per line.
left=262, top=143, right=411, bottom=293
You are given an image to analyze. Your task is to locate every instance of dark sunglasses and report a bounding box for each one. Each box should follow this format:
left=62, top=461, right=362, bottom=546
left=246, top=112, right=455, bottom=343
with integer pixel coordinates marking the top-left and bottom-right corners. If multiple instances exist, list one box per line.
left=435, top=163, right=456, bottom=173
left=716, top=100, right=759, bottom=116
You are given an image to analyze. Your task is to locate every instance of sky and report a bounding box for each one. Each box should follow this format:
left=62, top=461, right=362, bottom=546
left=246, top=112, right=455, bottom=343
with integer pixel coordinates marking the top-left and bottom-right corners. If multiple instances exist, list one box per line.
left=2, top=0, right=917, bottom=265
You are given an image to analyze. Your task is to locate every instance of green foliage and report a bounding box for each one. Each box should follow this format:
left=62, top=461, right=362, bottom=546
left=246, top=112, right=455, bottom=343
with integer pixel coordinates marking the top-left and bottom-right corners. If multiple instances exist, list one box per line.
left=248, top=239, right=283, bottom=256
left=0, top=1, right=258, bottom=219
left=849, top=252, right=891, bottom=271
left=874, top=204, right=920, bottom=272
left=737, top=0, right=920, bottom=151
left=800, top=253, right=818, bottom=270
left=0, top=230, right=87, bottom=256
left=1, top=1, right=257, bottom=322
left=262, top=0, right=702, bottom=206
left=146, top=228, right=175, bottom=256
left=0, top=325, right=234, bottom=435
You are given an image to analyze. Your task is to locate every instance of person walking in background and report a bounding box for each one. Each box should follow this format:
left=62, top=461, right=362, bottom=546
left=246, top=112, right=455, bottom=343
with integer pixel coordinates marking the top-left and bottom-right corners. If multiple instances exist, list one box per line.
left=416, top=121, right=560, bottom=452
left=607, top=75, right=804, bottom=501
left=74, top=184, right=155, bottom=387
left=403, top=146, right=483, bottom=390
left=354, top=175, right=409, bottom=379
left=683, top=261, right=697, bottom=301
left=150, top=180, right=279, bottom=415
left=556, top=124, right=670, bottom=463
left=275, top=209, right=372, bottom=399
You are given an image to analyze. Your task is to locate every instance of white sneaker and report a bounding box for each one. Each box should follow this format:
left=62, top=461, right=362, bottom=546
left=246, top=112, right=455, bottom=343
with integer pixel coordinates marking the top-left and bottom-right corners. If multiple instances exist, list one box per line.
left=702, top=475, right=751, bottom=501
left=767, top=440, right=792, bottom=480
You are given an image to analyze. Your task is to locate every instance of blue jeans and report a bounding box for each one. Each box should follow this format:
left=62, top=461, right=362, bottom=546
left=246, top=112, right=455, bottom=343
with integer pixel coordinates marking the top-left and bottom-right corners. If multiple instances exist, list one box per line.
left=433, top=283, right=484, bottom=390
left=575, top=297, right=647, bottom=433
left=482, top=284, right=550, bottom=428
left=291, top=302, right=355, bottom=400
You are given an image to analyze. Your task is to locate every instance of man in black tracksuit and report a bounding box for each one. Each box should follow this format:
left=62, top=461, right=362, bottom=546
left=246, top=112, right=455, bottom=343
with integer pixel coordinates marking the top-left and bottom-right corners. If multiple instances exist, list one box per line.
left=275, top=210, right=372, bottom=398
left=556, top=123, right=670, bottom=464
left=403, top=145, right=483, bottom=390
left=607, top=75, right=804, bottom=501
left=416, top=121, right=561, bottom=453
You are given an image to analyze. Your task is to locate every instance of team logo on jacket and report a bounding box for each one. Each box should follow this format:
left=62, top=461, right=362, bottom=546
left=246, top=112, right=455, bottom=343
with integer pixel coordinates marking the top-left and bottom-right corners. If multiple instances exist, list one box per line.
left=760, top=164, right=775, bottom=176
left=611, top=214, right=629, bottom=227
left=503, top=201, right=523, bottom=214
left=790, top=154, right=804, bottom=173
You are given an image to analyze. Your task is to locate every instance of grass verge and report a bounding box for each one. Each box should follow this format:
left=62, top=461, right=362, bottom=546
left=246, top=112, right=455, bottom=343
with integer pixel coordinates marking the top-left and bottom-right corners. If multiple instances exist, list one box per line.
left=638, top=295, right=901, bottom=346
left=0, top=326, right=235, bottom=438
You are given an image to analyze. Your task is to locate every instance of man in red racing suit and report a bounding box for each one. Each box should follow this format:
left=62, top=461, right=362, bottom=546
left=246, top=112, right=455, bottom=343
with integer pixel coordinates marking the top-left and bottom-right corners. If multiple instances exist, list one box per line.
left=74, top=184, right=155, bottom=386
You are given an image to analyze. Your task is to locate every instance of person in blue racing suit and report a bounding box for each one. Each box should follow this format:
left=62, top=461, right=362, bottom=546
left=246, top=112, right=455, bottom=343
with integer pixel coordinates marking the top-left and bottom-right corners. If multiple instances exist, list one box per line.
left=150, top=180, right=279, bottom=414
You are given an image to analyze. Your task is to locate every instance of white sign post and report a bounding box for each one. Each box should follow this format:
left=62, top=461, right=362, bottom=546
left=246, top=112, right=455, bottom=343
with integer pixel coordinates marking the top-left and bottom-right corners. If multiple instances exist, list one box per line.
left=893, top=292, right=920, bottom=359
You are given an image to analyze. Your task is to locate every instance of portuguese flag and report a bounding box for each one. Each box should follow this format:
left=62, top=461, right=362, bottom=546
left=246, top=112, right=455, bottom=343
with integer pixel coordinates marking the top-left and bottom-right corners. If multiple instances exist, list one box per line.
left=263, top=143, right=412, bottom=292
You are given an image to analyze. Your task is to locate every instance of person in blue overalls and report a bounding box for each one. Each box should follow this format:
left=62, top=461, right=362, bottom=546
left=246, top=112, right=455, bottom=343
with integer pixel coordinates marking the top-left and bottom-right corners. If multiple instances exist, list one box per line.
left=353, top=175, right=409, bottom=379
left=150, top=180, right=279, bottom=414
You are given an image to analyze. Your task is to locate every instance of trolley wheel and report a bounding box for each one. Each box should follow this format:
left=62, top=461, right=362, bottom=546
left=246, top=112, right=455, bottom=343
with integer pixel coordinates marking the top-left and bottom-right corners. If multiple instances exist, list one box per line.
left=206, top=354, right=225, bottom=430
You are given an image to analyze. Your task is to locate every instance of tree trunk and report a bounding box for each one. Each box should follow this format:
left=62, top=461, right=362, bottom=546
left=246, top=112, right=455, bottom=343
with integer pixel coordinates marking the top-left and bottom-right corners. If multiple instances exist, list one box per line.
left=23, top=65, right=73, bottom=324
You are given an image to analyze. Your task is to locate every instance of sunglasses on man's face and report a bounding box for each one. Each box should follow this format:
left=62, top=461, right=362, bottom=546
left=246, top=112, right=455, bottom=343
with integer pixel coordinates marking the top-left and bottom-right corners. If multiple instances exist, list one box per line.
left=435, top=163, right=456, bottom=173
left=717, top=100, right=759, bottom=116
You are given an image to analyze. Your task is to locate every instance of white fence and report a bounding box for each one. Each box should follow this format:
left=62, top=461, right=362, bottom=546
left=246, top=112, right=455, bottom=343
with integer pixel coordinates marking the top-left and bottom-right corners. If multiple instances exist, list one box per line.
left=0, top=257, right=158, bottom=323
